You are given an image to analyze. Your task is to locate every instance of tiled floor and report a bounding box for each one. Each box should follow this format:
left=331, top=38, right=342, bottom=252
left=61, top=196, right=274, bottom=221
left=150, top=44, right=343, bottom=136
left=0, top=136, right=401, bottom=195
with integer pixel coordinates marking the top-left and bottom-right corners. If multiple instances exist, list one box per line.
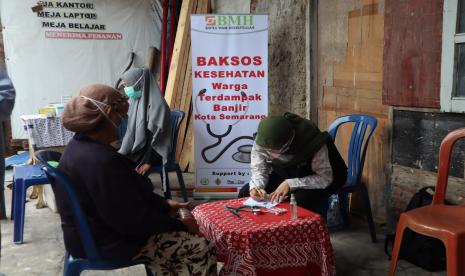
left=0, top=169, right=446, bottom=275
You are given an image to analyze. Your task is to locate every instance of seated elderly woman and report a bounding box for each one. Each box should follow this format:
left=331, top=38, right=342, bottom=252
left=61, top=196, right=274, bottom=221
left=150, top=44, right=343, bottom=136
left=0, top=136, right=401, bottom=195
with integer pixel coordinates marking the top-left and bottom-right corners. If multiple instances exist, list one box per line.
left=58, top=84, right=217, bottom=275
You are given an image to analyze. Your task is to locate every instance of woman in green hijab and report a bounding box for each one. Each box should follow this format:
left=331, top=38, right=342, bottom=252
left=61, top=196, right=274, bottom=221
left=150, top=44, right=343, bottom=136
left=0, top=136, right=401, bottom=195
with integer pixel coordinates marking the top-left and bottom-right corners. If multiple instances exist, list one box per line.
left=238, top=112, right=347, bottom=212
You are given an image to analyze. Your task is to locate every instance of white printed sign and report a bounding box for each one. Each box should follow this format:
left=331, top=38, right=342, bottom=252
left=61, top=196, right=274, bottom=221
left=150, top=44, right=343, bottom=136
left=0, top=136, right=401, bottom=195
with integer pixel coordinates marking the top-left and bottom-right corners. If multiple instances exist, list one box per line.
left=191, top=14, right=268, bottom=198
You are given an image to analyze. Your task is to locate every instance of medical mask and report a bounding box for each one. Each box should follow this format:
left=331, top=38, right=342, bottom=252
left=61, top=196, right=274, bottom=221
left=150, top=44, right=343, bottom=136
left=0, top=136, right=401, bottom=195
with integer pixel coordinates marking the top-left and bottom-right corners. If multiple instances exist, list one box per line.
left=266, top=148, right=294, bottom=162
left=112, top=111, right=126, bottom=141
left=110, top=140, right=122, bottom=149
left=277, top=154, right=293, bottom=162
left=268, top=151, right=282, bottom=159
left=117, top=117, right=128, bottom=139
left=123, top=73, right=144, bottom=99
left=123, top=86, right=141, bottom=99
left=110, top=115, right=126, bottom=149
left=269, top=152, right=293, bottom=162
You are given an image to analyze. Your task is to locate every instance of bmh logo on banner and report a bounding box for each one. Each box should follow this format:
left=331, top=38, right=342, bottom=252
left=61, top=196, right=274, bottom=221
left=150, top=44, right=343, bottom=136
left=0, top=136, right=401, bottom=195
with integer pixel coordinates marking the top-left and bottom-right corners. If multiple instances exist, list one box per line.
left=191, top=14, right=268, bottom=198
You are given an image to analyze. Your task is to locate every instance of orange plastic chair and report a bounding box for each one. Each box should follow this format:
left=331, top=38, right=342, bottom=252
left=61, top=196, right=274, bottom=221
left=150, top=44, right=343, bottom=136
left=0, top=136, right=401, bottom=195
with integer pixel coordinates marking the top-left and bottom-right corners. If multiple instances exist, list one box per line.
left=388, top=128, right=465, bottom=276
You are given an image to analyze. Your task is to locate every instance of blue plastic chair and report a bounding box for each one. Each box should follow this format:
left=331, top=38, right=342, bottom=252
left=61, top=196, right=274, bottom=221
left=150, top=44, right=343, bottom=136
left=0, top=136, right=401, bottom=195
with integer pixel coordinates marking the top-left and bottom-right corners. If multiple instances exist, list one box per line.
left=325, top=114, right=378, bottom=242
left=35, top=150, right=153, bottom=276
left=10, top=164, right=50, bottom=244
left=148, top=110, right=188, bottom=202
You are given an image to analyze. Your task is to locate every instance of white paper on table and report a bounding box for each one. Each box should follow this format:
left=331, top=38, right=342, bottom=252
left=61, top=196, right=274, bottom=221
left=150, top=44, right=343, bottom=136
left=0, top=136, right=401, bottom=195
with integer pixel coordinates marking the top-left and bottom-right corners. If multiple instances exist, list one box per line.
left=243, top=197, right=279, bottom=209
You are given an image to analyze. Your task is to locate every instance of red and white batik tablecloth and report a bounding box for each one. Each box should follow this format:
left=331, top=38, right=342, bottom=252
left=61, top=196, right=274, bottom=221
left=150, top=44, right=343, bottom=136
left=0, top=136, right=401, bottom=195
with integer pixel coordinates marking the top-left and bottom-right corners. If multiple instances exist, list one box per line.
left=193, top=198, right=336, bottom=276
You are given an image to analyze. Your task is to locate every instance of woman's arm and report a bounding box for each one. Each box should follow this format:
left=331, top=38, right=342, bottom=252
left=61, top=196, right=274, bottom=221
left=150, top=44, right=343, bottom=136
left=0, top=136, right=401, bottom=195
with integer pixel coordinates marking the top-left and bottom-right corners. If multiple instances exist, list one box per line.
left=286, top=144, right=333, bottom=190
left=249, top=142, right=272, bottom=190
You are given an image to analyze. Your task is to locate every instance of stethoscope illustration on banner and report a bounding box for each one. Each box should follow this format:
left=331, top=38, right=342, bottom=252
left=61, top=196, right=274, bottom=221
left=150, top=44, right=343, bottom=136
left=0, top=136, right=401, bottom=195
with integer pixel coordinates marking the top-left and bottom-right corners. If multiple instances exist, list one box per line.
left=194, top=88, right=255, bottom=163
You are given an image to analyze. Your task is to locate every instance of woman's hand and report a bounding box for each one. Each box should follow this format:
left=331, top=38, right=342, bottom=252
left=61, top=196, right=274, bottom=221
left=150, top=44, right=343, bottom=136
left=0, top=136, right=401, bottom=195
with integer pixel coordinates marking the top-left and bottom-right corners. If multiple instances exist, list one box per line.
left=250, top=187, right=266, bottom=200
left=136, top=163, right=152, bottom=175
left=180, top=217, right=199, bottom=234
left=269, top=181, right=290, bottom=203
left=167, top=199, right=191, bottom=218
left=168, top=200, right=197, bottom=233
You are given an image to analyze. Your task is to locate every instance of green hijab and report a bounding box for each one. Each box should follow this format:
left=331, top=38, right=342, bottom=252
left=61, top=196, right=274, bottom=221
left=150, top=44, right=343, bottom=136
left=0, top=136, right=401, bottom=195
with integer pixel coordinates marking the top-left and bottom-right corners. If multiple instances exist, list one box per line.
left=255, top=112, right=329, bottom=168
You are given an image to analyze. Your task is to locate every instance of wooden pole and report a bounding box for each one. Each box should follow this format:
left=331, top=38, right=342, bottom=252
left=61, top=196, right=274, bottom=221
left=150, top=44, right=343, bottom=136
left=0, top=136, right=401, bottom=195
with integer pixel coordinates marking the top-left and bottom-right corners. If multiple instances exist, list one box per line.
left=160, top=0, right=170, bottom=94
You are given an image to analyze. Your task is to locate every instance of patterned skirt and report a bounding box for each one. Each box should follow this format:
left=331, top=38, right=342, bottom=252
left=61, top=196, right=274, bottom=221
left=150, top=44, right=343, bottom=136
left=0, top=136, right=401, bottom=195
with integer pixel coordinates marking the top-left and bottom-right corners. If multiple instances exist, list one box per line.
left=134, top=231, right=217, bottom=276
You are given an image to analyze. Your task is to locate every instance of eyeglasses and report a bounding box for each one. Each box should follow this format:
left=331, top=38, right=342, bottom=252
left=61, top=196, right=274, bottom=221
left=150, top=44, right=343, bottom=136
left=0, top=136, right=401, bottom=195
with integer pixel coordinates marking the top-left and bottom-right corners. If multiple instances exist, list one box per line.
left=277, top=130, right=295, bottom=153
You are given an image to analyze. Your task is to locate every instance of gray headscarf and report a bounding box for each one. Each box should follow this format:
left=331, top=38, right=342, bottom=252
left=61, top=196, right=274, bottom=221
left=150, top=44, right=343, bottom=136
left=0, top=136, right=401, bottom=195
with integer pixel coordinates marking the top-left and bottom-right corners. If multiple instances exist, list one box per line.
left=120, top=68, right=145, bottom=91
left=118, top=68, right=172, bottom=165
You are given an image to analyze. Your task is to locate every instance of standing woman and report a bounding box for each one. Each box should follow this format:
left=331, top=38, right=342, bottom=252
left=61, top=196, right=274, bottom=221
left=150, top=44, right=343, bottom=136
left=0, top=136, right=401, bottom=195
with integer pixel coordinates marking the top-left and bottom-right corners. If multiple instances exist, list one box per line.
left=117, top=67, right=172, bottom=176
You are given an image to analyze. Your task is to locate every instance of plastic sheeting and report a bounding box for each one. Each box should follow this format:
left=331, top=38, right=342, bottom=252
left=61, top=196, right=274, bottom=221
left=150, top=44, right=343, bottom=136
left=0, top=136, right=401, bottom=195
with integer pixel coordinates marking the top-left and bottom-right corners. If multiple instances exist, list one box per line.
left=0, top=0, right=162, bottom=138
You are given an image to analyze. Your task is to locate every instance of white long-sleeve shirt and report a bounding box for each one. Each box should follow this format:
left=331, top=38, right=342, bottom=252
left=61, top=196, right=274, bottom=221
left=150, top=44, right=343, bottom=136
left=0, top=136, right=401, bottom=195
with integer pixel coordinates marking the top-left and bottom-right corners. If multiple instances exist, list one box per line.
left=249, top=141, right=333, bottom=191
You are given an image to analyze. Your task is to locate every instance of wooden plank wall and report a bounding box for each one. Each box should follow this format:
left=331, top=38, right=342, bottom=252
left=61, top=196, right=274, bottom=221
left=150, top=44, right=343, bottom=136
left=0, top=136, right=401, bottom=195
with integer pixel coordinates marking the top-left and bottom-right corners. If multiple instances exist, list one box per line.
left=383, top=0, right=443, bottom=108
left=319, top=0, right=389, bottom=221
left=165, top=0, right=210, bottom=172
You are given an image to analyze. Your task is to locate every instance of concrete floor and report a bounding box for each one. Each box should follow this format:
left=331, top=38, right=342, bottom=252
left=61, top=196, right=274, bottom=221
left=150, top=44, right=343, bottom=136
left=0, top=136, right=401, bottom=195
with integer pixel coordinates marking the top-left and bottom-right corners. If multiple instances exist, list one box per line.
left=0, top=169, right=446, bottom=276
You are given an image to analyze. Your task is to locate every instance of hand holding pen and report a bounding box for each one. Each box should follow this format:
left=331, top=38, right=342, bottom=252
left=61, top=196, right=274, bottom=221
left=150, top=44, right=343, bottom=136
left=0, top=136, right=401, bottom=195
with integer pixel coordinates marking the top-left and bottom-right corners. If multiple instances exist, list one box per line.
left=250, top=187, right=266, bottom=201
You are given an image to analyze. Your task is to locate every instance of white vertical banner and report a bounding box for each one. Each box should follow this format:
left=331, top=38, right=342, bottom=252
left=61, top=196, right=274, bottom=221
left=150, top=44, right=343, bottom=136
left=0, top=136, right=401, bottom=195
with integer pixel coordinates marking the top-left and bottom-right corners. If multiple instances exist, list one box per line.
left=191, top=14, right=268, bottom=198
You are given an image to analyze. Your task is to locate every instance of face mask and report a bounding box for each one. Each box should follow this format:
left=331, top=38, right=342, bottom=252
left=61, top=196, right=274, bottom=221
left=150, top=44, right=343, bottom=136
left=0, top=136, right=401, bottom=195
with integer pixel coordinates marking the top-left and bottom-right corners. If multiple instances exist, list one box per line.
left=266, top=148, right=294, bottom=162
left=268, top=150, right=282, bottom=159
left=110, top=115, right=125, bottom=149
left=268, top=152, right=293, bottom=162
left=117, top=117, right=128, bottom=139
left=110, top=140, right=122, bottom=149
left=123, top=86, right=142, bottom=99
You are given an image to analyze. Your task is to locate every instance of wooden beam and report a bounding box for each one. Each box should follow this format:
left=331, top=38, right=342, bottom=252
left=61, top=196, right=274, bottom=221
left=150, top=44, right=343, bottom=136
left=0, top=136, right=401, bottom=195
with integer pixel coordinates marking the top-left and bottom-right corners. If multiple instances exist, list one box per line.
left=178, top=0, right=209, bottom=171
left=164, top=0, right=194, bottom=106
left=167, top=0, right=210, bottom=171
left=175, top=53, right=192, bottom=161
